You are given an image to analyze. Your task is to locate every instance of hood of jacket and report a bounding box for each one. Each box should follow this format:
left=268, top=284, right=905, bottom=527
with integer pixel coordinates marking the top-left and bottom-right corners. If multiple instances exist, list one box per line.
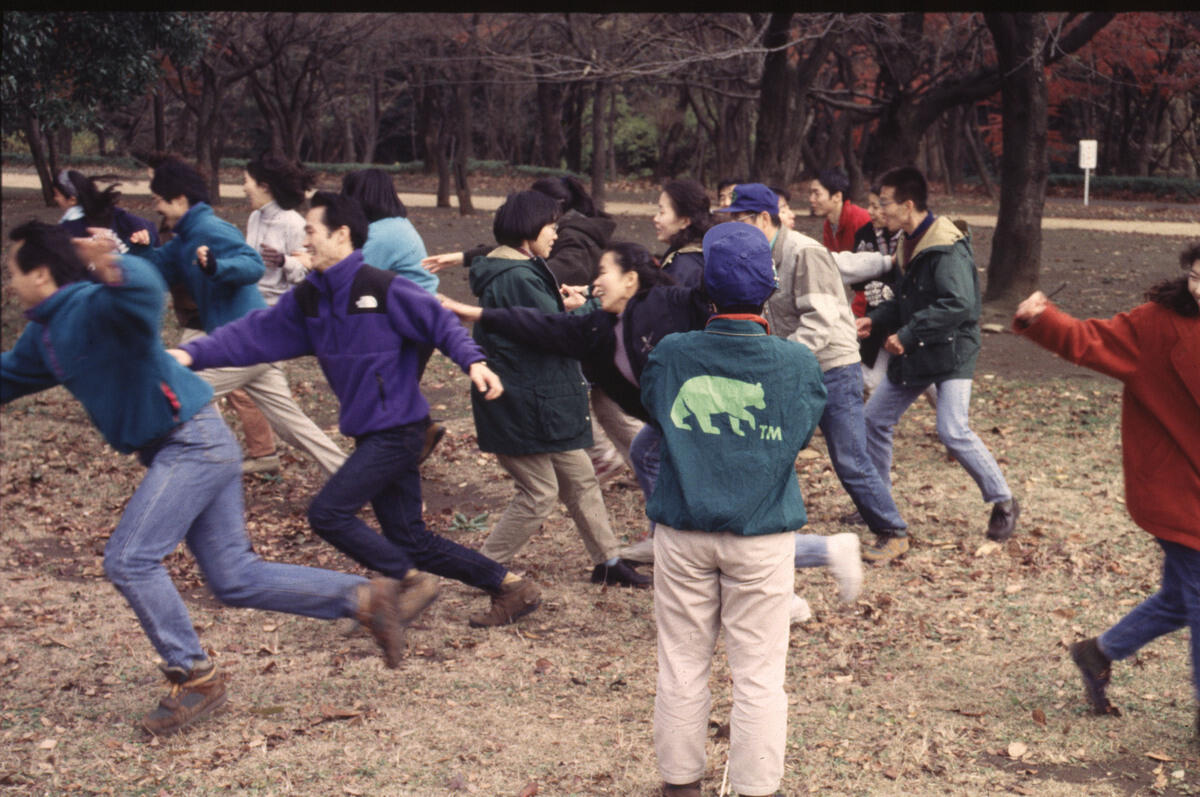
left=908, top=215, right=968, bottom=263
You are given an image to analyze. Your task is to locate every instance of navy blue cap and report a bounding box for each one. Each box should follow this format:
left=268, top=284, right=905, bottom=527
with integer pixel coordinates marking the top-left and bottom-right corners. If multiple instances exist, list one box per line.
left=715, top=183, right=778, bottom=215
left=702, top=223, right=776, bottom=307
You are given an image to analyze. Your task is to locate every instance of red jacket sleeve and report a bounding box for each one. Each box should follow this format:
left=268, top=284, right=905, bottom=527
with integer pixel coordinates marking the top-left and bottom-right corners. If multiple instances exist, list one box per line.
left=1014, top=303, right=1141, bottom=382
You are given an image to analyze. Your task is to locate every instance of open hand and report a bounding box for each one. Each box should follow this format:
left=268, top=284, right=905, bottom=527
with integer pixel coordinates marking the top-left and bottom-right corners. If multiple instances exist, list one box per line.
left=438, top=293, right=482, bottom=323
left=422, top=252, right=464, bottom=273
left=167, top=348, right=193, bottom=367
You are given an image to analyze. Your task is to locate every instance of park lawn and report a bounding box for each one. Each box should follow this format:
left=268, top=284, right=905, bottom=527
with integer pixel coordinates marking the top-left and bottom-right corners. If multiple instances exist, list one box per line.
left=2, top=188, right=1197, bottom=795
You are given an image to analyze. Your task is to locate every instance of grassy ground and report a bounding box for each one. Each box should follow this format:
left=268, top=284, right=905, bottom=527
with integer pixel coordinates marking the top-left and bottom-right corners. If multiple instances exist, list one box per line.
left=1, top=188, right=1197, bottom=795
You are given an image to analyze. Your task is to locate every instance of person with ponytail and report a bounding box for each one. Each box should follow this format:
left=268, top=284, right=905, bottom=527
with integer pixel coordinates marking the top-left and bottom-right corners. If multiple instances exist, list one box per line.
left=54, top=170, right=158, bottom=250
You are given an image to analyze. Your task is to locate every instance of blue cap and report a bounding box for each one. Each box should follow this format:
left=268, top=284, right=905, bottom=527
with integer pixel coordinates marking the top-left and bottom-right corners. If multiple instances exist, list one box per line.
left=715, top=183, right=778, bottom=215
left=702, top=223, right=776, bottom=308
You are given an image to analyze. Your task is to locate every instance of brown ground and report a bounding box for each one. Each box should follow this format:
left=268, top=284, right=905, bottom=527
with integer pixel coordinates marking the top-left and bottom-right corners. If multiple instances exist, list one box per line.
left=1, top=185, right=1198, bottom=796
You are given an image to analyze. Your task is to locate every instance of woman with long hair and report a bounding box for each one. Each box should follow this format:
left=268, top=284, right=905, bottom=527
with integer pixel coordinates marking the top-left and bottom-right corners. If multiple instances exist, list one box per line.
left=341, top=169, right=435, bottom=294
left=1015, top=243, right=1200, bottom=727
left=54, top=170, right=158, bottom=250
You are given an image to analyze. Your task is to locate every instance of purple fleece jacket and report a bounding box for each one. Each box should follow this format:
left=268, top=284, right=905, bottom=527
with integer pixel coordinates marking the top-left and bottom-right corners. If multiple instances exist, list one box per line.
left=181, top=249, right=485, bottom=437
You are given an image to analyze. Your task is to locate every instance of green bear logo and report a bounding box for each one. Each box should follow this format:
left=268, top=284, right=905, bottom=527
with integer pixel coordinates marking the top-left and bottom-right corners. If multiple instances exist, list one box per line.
left=669, top=375, right=766, bottom=436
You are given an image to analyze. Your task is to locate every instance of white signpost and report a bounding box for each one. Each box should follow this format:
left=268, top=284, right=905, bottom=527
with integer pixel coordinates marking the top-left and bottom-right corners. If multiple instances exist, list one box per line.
left=1079, top=139, right=1098, bottom=206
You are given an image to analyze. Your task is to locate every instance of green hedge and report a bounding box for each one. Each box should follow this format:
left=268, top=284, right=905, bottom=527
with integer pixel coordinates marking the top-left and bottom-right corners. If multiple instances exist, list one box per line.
left=1, top=151, right=587, bottom=182
left=1047, top=173, right=1200, bottom=201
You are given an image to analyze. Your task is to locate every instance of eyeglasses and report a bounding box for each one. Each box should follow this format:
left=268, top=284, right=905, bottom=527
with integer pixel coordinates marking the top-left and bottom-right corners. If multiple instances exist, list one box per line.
left=877, top=197, right=898, bottom=207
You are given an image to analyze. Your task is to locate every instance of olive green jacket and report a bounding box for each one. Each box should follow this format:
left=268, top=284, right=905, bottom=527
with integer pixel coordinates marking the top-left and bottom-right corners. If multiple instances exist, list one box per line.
left=866, top=216, right=982, bottom=386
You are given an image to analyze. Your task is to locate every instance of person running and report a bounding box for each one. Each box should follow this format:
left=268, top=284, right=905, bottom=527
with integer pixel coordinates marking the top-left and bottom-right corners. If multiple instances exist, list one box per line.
left=128, top=157, right=347, bottom=477
left=53, top=169, right=159, bottom=250
left=808, top=168, right=871, bottom=254
left=718, top=183, right=908, bottom=564
left=1015, top=243, right=1200, bottom=728
left=646, top=222, right=827, bottom=797
left=1, top=221, right=423, bottom=737
left=464, top=190, right=648, bottom=588
left=170, top=192, right=541, bottom=628
left=858, top=166, right=1019, bottom=559
left=231, top=153, right=317, bottom=474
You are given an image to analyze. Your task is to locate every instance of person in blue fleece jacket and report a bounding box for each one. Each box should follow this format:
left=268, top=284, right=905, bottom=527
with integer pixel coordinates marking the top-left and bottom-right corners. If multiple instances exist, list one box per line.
left=1, top=221, right=420, bottom=738
left=170, top=192, right=542, bottom=629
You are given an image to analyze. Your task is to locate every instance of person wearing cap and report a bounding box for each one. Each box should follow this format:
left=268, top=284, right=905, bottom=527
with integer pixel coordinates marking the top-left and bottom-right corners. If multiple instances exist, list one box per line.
left=717, top=183, right=909, bottom=563
left=642, top=223, right=827, bottom=797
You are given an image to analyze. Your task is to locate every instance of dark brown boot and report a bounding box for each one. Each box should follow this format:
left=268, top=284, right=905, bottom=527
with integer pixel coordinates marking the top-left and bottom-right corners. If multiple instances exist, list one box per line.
left=662, top=781, right=701, bottom=797
left=468, top=577, right=541, bottom=628
left=141, top=660, right=227, bottom=737
left=356, top=577, right=407, bottom=668
left=1069, top=636, right=1119, bottom=715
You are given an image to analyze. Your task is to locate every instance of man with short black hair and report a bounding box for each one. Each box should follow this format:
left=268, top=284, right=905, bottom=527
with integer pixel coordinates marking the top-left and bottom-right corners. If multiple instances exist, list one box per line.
left=130, top=157, right=347, bottom=476
left=808, top=168, right=872, bottom=254
left=2, top=221, right=415, bottom=737
left=170, top=192, right=542, bottom=629
left=857, top=166, right=1019, bottom=556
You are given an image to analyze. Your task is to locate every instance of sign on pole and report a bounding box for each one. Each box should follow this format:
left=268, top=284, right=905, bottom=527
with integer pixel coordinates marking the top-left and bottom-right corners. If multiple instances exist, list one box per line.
left=1079, top=140, right=1098, bottom=206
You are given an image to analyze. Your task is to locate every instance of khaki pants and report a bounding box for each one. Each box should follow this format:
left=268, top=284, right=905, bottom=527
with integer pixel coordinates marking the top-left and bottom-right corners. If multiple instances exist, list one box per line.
left=482, top=449, right=621, bottom=566
left=180, top=329, right=346, bottom=477
left=586, top=387, right=644, bottom=470
left=227, top=388, right=275, bottom=458
left=653, top=524, right=793, bottom=796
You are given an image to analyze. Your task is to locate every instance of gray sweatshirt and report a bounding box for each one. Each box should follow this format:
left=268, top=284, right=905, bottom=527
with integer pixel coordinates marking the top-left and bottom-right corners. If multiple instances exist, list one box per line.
left=245, top=201, right=308, bottom=306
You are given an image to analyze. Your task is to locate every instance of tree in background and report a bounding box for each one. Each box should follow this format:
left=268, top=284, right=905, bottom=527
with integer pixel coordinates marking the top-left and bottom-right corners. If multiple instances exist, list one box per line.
left=2, top=11, right=207, bottom=205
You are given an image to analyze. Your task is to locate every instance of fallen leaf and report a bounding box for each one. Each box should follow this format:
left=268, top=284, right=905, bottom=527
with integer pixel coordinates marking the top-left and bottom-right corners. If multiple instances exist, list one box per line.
left=1008, top=741, right=1028, bottom=759
left=974, top=541, right=1000, bottom=557
left=37, top=738, right=58, bottom=750
left=534, top=658, right=553, bottom=674
left=1146, top=752, right=1174, bottom=762
left=1032, top=708, right=1047, bottom=726
left=518, top=783, right=538, bottom=797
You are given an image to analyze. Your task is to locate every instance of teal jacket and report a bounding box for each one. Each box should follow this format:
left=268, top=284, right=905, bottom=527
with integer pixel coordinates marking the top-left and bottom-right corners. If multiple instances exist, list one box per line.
left=641, top=316, right=826, bottom=536
left=866, top=216, right=982, bottom=387
left=132, top=202, right=266, bottom=333
left=1, top=255, right=214, bottom=453
left=468, top=246, right=591, bottom=456
left=363, top=217, right=438, bottom=295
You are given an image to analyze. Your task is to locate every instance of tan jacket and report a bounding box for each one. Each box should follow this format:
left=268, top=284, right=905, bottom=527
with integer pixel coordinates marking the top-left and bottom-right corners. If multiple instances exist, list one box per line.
left=764, top=228, right=861, bottom=372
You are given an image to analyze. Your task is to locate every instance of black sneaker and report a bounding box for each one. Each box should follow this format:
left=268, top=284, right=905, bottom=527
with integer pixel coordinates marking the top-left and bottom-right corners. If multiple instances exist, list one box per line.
left=591, top=560, right=651, bottom=588
left=1070, top=637, right=1120, bottom=716
left=141, top=660, right=228, bottom=736
left=986, top=498, right=1019, bottom=541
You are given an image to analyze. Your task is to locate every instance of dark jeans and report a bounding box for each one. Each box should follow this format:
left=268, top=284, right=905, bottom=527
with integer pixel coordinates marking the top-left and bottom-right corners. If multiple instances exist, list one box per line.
left=307, top=418, right=506, bottom=592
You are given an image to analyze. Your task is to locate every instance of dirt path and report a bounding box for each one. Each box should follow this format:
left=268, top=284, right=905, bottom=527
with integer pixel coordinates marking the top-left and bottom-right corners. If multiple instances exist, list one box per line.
left=4, top=171, right=1196, bottom=235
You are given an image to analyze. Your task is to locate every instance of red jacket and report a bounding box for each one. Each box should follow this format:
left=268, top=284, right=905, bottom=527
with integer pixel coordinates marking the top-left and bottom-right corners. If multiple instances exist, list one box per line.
left=822, top=200, right=872, bottom=253
left=1016, top=302, right=1200, bottom=549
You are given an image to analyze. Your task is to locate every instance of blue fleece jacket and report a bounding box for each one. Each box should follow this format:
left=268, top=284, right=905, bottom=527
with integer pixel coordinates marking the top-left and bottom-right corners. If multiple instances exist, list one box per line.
left=1, top=255, right=214, bottom=453
left=131, top=202, right=266, bottom=332
left=363, top=217, right=437, bottom=295
left=180, top=250, right=484, bottom=437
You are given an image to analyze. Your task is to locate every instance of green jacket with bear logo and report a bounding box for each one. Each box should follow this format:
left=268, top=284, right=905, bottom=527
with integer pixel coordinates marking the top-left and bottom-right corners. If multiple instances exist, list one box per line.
left=640, top=316, right=826, bottom=536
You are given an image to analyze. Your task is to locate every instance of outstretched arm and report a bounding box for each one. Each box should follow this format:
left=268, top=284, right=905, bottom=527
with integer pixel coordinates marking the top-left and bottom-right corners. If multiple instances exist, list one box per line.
left=1014, top=294, right=1142, bottom=382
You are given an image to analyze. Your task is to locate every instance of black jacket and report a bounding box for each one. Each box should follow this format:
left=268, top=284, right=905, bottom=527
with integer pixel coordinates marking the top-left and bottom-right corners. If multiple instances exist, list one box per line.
left=478, top=285, right=712, bottom=422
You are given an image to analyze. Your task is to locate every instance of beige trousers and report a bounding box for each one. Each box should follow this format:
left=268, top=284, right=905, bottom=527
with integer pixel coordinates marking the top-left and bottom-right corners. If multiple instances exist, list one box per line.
left=482, top=449, right=621, bottom=566
left=586, top=387, right=644, bottom=469
left=653, top=524, right=793, bottom=796
left=180, top=329, right=346, bottom=477
left=227, top=388, right=275, bottom=458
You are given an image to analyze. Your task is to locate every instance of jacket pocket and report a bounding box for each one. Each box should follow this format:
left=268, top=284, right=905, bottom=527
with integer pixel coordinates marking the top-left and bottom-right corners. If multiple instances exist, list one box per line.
left=532, top=385, right=589, bottom=443
left=905, top=333, right=958, bottom=380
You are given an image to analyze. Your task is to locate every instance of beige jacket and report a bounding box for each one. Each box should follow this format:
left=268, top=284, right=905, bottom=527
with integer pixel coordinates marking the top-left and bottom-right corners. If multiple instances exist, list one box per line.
left=764, top=228, right=861, bottom=373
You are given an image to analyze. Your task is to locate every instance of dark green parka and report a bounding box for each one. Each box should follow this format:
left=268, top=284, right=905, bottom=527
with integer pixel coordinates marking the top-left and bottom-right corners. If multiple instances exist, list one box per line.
left=468, top=246, right=592, bottom=455
left=866, top=216, right=983, bottom=387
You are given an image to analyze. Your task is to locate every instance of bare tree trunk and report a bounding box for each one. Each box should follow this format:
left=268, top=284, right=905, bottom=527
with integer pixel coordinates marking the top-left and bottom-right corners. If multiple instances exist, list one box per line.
left=751, top=12, right=793, bottom=186
left=154, top=86, right=166, bottom=153
left=963, top=113, right=995, bottom=200
left=24, top=115, right=55, bottom=206
left=564, top=82, right=584, bottom=175
left=46, top=126, right=61, bottom=182
left=983, top=12, right=1048, bottom=306
left=590, top=81, right=607, bottom=211
left=536, top=77, right=564, bottom=168
left=607, top=87, right=617, bottom=182
left=452, top=84, right=474, bottom=215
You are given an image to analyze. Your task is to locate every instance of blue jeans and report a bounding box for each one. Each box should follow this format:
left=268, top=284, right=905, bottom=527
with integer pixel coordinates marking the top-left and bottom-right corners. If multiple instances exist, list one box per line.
left=794, top=534, right=830, bottom=568
left=307, top=419, right=506, bottom=592
left=864, top=377, right=1012, bottom=505
left=630, top=424, right=663, bottom=501
left=104, top=406, right=364, bottom=671
left=820, top=364, right=907, bottom=535
left=1099, top=539, right=1200, bottom=699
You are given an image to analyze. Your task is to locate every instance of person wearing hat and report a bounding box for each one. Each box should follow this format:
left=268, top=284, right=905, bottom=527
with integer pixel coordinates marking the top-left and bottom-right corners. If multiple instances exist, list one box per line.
left=642, top=223, right=827, bottom=797
left=717, top=183, right=909, bottom=563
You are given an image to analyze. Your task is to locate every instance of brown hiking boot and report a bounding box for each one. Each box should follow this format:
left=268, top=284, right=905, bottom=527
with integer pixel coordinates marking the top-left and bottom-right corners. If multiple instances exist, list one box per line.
left=661, top=782, right=701, bottom=797
left=396, top=570, right=440, bottom=625
left=356, top=577, right=409, bottom=668
left=468, top=577, right=541, bottom=628
left=861, top=533, right=909, bottom=564
left=1070, top=637, right=1119, bottom=716
left=141, top=659, right=227, bottom=737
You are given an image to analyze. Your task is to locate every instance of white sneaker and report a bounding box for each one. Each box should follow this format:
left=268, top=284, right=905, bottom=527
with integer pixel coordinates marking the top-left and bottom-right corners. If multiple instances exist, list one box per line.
left=827, top=532, right=863, bottom=603
left=618, top=535, right=655, bottom=564
left=790, top=594, right=812, bottom=624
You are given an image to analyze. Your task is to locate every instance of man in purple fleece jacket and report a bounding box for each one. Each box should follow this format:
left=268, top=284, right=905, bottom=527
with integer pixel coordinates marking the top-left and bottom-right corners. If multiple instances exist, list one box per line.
left=170, top=192, right=541, bottom=630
